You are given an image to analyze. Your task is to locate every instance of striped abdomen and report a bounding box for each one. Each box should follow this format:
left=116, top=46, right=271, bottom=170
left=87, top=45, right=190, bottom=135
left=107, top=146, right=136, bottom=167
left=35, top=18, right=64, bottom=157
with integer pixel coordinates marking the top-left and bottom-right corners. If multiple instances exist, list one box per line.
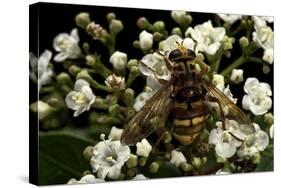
left=171, top=88, right=206, bottom=145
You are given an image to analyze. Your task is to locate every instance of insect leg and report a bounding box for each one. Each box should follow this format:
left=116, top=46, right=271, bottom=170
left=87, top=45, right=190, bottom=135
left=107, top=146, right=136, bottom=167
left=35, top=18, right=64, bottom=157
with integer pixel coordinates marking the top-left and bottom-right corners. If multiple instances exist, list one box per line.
left=163, top=53, right=174, bottom=71
left=194, top=57, right=210, bottom=77
left=156, top=50, right=174, bottom=71
left=151, top=127, right=168, bottom=154
left=139, top=60, right=169, bottom=85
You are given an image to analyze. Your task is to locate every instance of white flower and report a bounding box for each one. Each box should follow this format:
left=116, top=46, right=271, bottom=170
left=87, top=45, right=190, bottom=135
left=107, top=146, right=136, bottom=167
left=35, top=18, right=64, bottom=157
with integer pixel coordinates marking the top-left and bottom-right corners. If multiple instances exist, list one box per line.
left=109, top=51, right=127, bottom=70
left=105, top=74, right=125, bottom=90
left=230, top=69, right=244, bottom=84
left=252, top=20, right=274, bottom=64
left=29, top=50, right=53, bottom=90
left=140, top=52, right=171, bottom=82
left=136, top=138, right=152, bottom=157
left=217, top=14, right=242, bottom=25
left=237, top=123, right=269, bottom=159
left=171, top=10, right=188, bottom=24
left=170, top=150, right=187, bottom=167
left=159, top=35, right=197, bottom=53
left=139, top=30, right=153, bottom=51
left=53, top=28, right=81, bottom=62
left=67, top=174, right=105, bottom=184
left=132, top=174, right=149, bottom=181
left=212, top=74, right=225, bottom=91
left=186, top=20, right=226, bottom=55
left=108, top=126, right=123, bottom=141
left=262, top=48, right=274, bottom=64
left=270, top=125, right=274, bottom=139
left=252, top=16, right=273, bottom=28
left=91, top=139, right=130, bottom=179
left=242, top=78, right=272, bottom=115
left=209, top=120, right=242, bottom=158
left=65, top=79, right=96, bottom=117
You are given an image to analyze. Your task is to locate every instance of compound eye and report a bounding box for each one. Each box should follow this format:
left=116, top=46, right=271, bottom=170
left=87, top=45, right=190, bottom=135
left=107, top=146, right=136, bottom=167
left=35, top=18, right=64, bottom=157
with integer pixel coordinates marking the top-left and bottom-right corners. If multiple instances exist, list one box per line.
left=168, top=49, right=182, bottom=61
left=187, top=49, right=196, bottom=58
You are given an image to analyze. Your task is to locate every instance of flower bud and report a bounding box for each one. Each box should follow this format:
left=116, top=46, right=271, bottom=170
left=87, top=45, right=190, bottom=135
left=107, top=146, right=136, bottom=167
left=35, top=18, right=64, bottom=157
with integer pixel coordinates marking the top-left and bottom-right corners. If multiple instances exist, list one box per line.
left=76, top=70, right=92, bottom=82
left=83, top=146, right=94, bottom=161
left=251, top=152, right=261, bottom=164
left=222, top=36, right=234, bottom=50
left=82, top=42, right=90, bottom=54
left=106, top=12, right=116, bottom=22
left=108, top=126, right=123, bottom=140
left=180, top=163, right=193, bottom=172
left=130, top=65, right=140, bottom=76
left=68, top=65, right=82, bottom=76
left=153, top=32, right=163, bottom=42
left=124, top=88, right=135, bottom=106
left=86, top=22, right=109, bottom=39
left=153, top=21, right=165, bottom=32
left=126, top=168, right=136, bottom=178
left=163, top=131, right=172, bottom=144
left=212, top=74, right=225, bottom=90
left=127, top=59, right=138, bottom=69
left=105, top=74, right=125, bottom=90
left=230, top=69, right=244, bottom=84
left=86, top=55, right=97, bottom=67
left=137, top=17, right=149, bottom=29
left=239, top=36, right=249, bottom=48
left=138, top=157, right=148, bottom=167
left=171, top=27, right=183, bottom=37
left=264, top=112, right=274, bottom=126
left=191, top=157, right=202, bottom=169
left=149, top=162, right=160, bottom=173
left=110, top=51, right=128, bottom=70
left=139, top=30, right=153, bottom=51
left=171, top=10, right=192, bottom=27
left=262, top=64, right=271, bottom=74
left=30, top=100, right=53, bottom=120
left=56, top=72, right=73, bottom=87
left=109, top=19, right=124, bottom=34
left=170, top=150, right=187, bottom=167
left=109, top=104, right=120, bottom=116
left=136, top=139, right=152, bottom=157
left=126, top=154, right=138, bottom=168
left=75, top=12, right=91, bottom=29
left=263, top=48, right=273, bottom=64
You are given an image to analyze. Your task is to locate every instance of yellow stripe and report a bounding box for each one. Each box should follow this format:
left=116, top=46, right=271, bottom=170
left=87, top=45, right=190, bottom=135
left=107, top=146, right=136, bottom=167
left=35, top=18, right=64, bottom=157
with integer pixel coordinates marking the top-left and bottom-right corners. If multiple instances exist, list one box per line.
left=174, top=119, right=191, bottom=127
left=191, top=101, right=204, bottom=109
left=174, top=102, right=187, bottom=109
left=192, top=116, right=204, bottom=125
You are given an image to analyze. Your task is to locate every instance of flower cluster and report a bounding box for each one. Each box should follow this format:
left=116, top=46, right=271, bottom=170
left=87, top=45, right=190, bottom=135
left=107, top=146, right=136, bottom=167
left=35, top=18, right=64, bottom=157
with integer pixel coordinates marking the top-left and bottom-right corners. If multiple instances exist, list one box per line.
left=30, top=9, right=274, bottom=185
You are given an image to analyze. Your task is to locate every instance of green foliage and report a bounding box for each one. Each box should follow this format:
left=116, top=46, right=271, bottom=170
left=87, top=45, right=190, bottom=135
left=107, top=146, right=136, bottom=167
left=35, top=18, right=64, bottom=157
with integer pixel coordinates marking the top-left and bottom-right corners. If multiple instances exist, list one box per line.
left=38, top=131, right=93, bottom=185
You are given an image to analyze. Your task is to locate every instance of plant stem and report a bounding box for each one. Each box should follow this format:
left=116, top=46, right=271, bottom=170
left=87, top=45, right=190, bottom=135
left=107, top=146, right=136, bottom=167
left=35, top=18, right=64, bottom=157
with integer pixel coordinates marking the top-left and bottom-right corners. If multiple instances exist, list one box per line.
left=220, top=56, right=246, bottom=77
left=209, top=48, right=223, bottom=73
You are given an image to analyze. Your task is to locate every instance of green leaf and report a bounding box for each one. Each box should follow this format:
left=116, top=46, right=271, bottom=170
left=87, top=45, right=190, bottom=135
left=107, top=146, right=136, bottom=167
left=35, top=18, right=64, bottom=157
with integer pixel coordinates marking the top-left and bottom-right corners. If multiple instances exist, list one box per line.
left=255, top=146, right=274, bottom=172
left=38, top=131, right=94, bottom=185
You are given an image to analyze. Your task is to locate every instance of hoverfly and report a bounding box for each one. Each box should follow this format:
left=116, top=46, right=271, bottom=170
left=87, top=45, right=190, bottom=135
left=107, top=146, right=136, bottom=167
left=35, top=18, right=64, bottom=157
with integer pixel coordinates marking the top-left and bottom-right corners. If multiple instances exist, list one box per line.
left=121, top=43, right=255, bottom=146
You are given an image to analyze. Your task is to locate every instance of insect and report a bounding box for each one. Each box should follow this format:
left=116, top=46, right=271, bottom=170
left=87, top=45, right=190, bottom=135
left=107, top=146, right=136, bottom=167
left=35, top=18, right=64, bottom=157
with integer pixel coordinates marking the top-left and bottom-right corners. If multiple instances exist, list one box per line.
left=121, top=43, right=255, bottom=146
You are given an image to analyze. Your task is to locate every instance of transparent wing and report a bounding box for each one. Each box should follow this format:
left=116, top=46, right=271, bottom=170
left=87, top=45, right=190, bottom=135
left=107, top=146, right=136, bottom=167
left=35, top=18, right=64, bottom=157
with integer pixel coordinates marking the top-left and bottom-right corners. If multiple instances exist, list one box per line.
left=121, top=82, right=173, bottom=145
left=203, top=81, right=255, bottom=140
